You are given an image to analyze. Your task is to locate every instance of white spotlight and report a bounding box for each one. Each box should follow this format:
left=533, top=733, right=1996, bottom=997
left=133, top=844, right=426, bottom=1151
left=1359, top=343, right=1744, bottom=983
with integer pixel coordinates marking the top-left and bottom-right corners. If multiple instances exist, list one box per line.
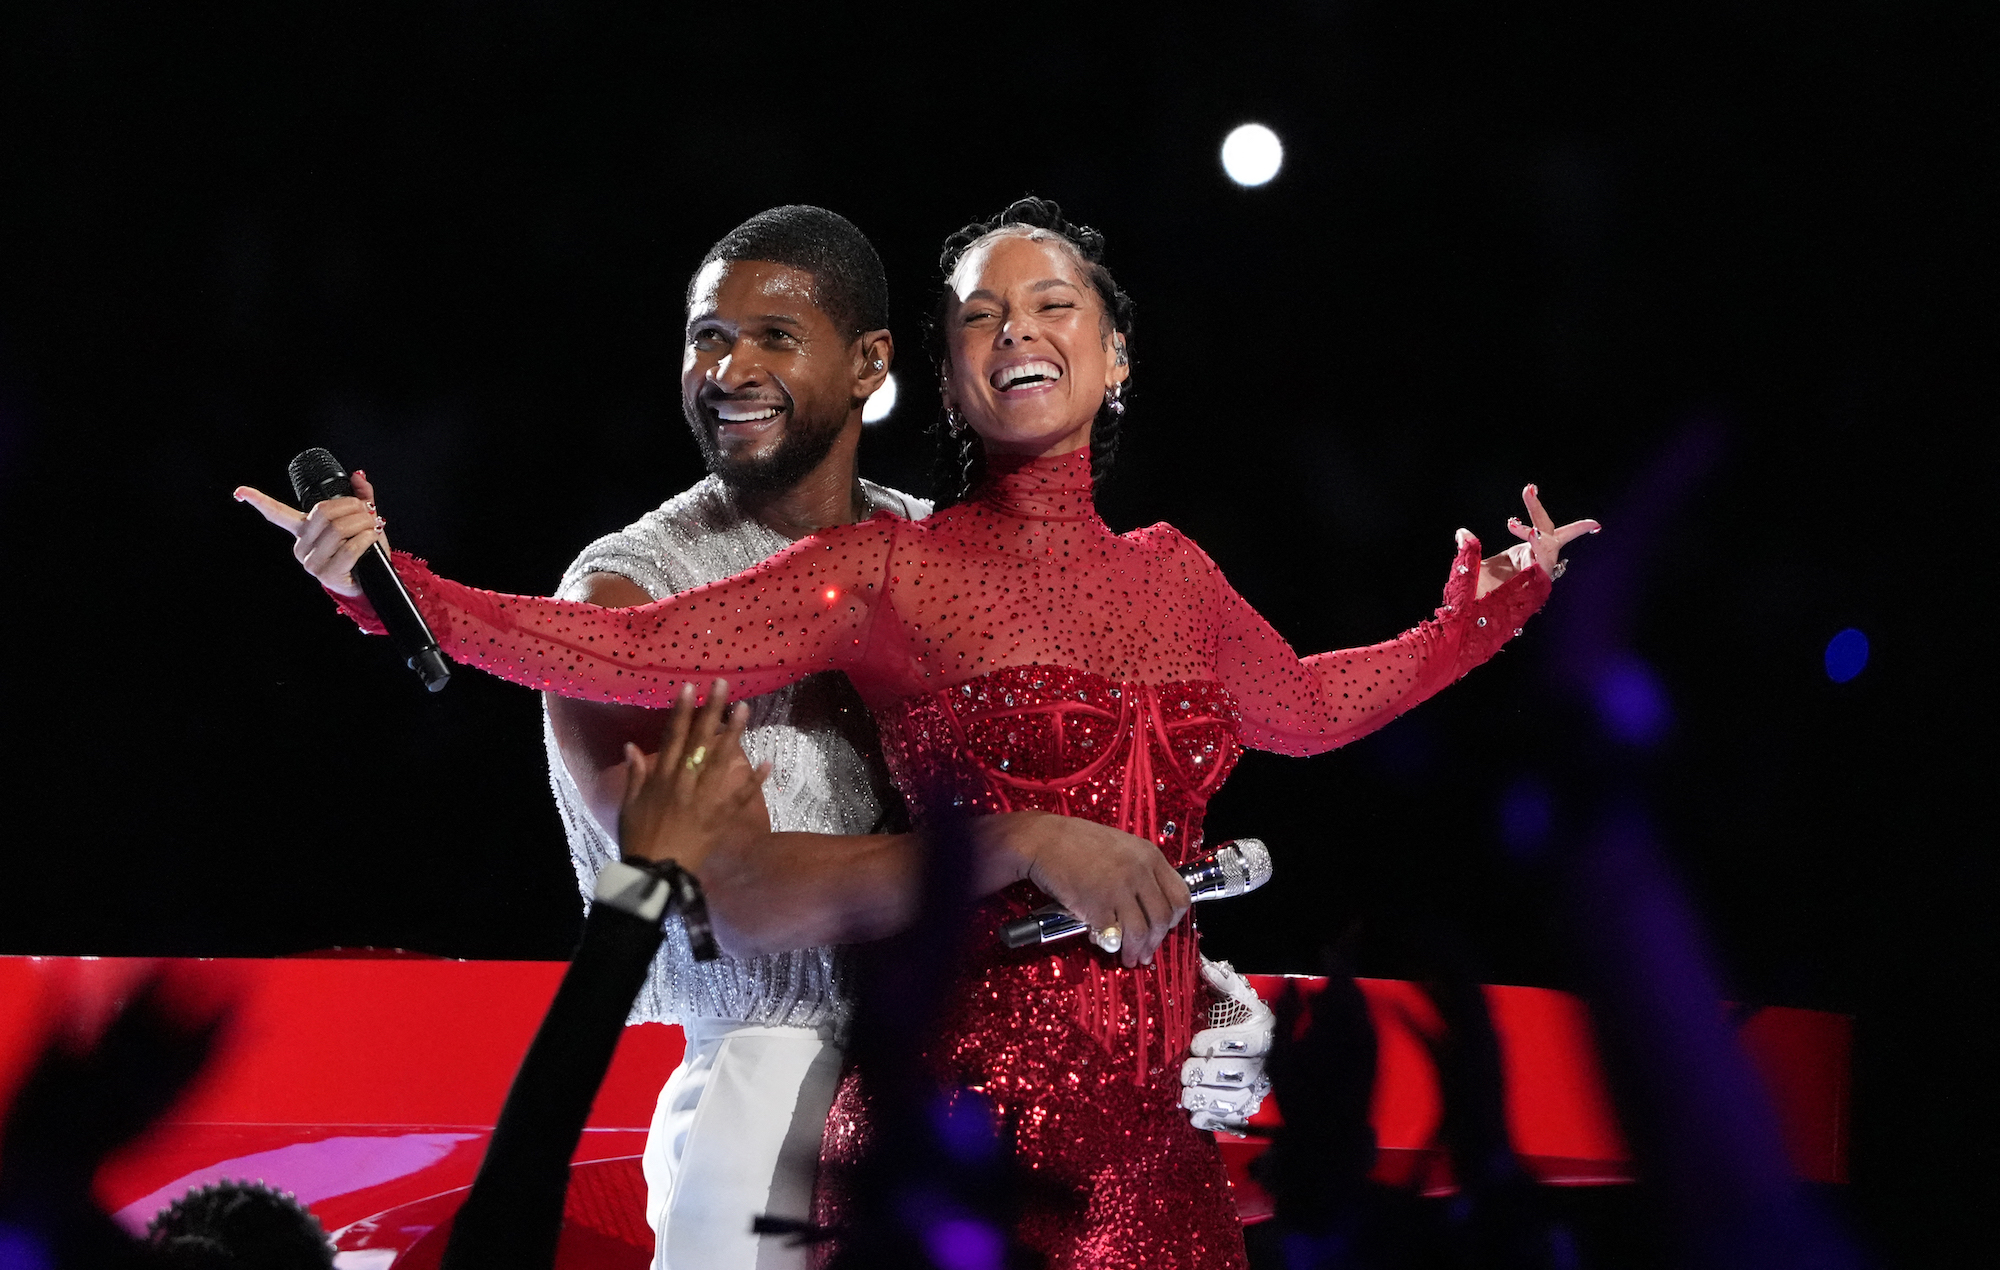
left=1221, top=123, right=1283, bottom=187
left=861, top=372, right=898, bottom=424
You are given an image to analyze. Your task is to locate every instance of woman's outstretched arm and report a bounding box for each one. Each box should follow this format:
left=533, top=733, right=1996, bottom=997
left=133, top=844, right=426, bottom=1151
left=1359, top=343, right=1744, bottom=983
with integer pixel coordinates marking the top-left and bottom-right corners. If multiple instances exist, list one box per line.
left=236, top=472, right=898, bottom=707
left=1205, top=485, right=1597, bottom=757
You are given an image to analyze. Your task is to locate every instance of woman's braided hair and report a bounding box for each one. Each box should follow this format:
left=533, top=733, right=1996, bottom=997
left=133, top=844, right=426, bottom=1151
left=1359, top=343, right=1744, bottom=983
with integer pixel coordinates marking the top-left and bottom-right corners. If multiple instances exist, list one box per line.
left=928, top=197, right=1137, bottom=507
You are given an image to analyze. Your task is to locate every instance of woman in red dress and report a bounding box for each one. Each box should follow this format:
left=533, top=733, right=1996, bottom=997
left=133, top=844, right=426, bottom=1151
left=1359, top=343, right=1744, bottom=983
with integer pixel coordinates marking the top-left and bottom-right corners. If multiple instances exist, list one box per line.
left=242, top=199, right=1594, bottom=1268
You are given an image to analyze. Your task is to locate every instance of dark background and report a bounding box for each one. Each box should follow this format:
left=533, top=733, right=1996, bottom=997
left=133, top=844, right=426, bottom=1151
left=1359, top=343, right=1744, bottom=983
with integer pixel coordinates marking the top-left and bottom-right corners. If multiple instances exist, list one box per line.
left=0, top=2, right=1987, bottom=1264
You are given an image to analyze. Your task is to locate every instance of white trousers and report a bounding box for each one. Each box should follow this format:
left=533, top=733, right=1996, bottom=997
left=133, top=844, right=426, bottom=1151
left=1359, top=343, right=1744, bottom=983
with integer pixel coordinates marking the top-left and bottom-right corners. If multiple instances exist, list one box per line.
left=644, top=1020, right=842, bottom=1270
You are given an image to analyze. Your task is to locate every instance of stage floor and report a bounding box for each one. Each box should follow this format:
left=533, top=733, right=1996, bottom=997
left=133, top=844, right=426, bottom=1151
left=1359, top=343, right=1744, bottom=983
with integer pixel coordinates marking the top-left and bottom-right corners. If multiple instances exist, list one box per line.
left=0, top=956, right=1849, bottom=1267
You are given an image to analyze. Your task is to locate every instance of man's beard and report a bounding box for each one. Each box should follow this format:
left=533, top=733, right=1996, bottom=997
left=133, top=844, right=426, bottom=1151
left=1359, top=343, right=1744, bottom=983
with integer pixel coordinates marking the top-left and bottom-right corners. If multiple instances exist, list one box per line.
left=685, top=394, right=847, bottom=495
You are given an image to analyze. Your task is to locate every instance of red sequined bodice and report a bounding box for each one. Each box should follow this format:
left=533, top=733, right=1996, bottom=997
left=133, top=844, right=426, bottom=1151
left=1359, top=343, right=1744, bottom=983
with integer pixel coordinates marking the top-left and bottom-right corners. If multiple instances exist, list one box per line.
left=874, top=665, right=1237, bottom=856
left=334, top=447, right=1553, bottom=1268
left=869, top=659, right=1237, bottom=1080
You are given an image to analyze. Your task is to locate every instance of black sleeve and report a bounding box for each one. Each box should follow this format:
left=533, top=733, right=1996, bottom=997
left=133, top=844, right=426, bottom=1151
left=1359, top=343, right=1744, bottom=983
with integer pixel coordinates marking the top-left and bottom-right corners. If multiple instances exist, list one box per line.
left=440, top=902, right=663, bottom=1270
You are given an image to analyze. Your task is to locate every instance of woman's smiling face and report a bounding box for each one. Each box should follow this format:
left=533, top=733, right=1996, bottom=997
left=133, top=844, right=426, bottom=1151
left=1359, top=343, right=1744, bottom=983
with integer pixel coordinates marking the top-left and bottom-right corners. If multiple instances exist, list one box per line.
left=943, top=230, right=1127, bottom=457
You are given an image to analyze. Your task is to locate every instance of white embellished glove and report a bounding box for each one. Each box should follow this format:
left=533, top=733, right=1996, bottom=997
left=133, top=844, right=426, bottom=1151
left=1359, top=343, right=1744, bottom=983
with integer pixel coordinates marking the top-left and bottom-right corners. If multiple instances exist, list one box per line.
left=1179, top=956, right=1274, bottom=1133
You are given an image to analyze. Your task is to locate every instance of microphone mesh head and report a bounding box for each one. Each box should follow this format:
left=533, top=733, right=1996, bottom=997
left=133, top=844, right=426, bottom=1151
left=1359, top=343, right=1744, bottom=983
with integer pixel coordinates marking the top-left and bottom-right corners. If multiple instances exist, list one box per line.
left=1231, top=838, right=1273, bottom=893
left=1217, top=848, right=1246, bottom=895
left=288, top=447, right=351, bottom=508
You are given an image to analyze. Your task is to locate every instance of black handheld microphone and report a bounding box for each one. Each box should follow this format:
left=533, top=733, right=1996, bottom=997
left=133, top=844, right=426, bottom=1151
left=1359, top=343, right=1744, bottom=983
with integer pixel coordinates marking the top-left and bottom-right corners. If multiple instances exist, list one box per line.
left=288, top=448, right=450, bottom=692
left=1000, top=838, right=1273, bottom=949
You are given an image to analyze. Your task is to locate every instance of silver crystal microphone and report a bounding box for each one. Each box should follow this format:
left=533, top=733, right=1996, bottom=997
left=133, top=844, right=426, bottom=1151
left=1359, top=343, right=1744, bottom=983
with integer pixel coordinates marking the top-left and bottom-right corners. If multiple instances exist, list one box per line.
left=999, top=838, right=1273, bottom=949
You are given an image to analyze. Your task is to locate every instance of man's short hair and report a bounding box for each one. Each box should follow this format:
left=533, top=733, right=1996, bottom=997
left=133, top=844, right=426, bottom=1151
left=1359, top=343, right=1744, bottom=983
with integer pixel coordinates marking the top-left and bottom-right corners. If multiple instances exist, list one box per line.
left=691, top=205, right=890, bottom=341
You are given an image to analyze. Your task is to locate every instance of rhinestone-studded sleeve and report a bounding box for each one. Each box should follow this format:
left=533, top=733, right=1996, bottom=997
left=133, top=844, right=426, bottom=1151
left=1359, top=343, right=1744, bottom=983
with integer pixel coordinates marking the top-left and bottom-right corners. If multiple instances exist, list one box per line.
left=1204, top=530, right=1552, bottom=756
left=344, top=517, right=901, bottom=706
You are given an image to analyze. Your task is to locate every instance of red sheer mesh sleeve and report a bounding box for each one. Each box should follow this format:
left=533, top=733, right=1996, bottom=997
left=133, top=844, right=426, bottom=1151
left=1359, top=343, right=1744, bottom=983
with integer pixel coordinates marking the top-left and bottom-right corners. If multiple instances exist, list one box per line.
left=1207, top=531, right=1552, bottom=756
left=339, top=516, right=901, bottom=706
left=325, top=584, right=386, bottom=634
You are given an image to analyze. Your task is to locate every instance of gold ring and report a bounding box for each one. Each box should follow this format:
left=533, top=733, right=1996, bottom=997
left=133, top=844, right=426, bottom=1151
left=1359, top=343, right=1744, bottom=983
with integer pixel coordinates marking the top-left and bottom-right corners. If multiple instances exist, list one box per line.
left=1092, top=924, right=1123, bottom=955
left=683, top=745, right=707, bottom=772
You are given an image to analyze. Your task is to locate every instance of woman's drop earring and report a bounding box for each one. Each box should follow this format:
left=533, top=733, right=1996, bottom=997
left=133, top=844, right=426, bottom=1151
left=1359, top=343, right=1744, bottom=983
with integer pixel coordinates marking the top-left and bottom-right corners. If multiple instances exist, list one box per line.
left=946, top=407, right=967, bottom=436
left=1105, top=388, right=1126, bottom=418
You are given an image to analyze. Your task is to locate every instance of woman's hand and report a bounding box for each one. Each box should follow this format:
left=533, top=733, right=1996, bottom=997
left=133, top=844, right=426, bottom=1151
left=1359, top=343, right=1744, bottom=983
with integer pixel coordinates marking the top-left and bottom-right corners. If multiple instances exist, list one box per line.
left=618, top=679, right=771, bottom=877
left=1011, top=816, right=1192, bottom=969
left=1475, top=483, right=1600, bottom=598
left=233, top=470, right=386, bottom=598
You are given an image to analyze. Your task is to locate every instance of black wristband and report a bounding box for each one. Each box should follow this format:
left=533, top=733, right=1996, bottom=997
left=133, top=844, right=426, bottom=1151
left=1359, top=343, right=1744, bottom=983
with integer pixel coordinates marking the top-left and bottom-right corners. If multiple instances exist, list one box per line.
left=616, top=856, right=720, bottom=962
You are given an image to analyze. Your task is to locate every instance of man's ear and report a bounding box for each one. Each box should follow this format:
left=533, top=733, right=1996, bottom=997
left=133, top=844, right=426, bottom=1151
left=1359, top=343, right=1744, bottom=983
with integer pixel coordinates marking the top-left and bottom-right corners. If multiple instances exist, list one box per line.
left=856, top=329, right=894, bottom=400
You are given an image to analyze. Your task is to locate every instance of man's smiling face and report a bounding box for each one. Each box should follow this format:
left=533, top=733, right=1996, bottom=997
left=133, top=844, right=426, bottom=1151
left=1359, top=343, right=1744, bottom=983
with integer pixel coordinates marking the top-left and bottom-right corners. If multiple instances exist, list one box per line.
left=681, top=258, right=859, bottom=492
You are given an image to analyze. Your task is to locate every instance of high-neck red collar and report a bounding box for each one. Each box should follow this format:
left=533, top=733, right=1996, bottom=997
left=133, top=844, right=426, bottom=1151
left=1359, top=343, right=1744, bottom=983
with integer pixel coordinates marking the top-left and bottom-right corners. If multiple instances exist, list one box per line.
left=975, top=447, right=1098, bottom=522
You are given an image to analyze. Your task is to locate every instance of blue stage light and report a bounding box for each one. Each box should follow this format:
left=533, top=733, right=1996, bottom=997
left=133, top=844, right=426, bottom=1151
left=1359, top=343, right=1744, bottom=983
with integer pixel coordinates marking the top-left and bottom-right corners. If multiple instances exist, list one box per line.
left=1824, top=627, right=1869, bottom=683
left=1499, top=776, right=1553, bottom=862
left=924, top=1217, right=1004, bottom=1270
left=1595, top=655, right=1671, bottom=746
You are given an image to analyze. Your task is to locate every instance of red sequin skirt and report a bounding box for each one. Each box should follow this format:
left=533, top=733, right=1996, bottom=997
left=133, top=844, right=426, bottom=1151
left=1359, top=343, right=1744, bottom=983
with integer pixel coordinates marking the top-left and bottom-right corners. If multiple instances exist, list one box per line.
left=816, top=900, right=1247, bottom=1269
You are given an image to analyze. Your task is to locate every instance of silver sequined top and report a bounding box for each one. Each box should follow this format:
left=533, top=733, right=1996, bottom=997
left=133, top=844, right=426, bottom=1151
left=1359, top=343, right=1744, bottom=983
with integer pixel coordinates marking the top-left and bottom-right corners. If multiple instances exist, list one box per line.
left=543, top=475, right=929, bottom=1030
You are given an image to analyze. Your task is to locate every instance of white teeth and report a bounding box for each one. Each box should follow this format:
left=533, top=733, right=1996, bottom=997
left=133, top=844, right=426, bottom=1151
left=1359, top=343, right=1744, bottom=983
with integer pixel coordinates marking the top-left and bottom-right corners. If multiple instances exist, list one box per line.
left=993, top=360, right=1062, bottom=390
left=714, top=404, right=781, bottom=423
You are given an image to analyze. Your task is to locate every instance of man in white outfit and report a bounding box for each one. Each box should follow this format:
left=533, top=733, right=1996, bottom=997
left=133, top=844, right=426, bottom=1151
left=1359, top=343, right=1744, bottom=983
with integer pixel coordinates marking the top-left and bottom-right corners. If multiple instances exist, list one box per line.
left=544, top=206, right=922, bottom=1270
left=542, top=206, right=1239, bottom=1269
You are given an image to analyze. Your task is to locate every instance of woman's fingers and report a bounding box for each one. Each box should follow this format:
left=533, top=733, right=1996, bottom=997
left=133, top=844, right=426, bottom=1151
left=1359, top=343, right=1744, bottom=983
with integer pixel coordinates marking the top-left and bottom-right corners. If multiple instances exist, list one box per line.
left=1522, top=484, right=1558, bottom=536
left=298, top=506, right=378, bottom=562
left=291, top=496, right=383, bottom=590
left=320, top=527, right=383, bottom=590
left=235, top=486, right=307, bottom=536
left=295, top=519, right=382, bottom=596
left=1513, top=484, right=1595, bottom=572
left=296, top=498, right=375, bottom=549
